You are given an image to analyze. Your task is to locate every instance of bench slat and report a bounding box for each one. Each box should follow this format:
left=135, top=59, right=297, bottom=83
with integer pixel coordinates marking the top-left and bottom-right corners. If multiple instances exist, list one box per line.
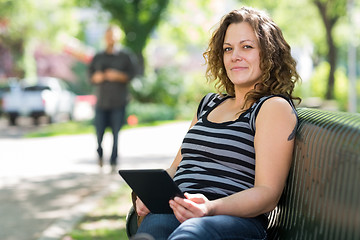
left=268, top=108, right=360, bottom=240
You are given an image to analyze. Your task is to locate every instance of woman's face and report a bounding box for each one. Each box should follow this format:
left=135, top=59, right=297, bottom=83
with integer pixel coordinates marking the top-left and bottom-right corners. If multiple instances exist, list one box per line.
left=223, top=22, right=262, bottom=91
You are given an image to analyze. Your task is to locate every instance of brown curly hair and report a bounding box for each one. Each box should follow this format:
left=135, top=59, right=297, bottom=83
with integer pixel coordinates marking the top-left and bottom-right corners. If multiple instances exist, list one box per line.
left=203, top=7, right=301, bottom=105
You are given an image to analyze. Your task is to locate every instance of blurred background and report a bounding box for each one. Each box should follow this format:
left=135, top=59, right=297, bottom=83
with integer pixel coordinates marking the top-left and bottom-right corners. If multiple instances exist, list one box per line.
left=0, top=0, right=359, bottom=128
left=0, top=1, right=359, bottom=239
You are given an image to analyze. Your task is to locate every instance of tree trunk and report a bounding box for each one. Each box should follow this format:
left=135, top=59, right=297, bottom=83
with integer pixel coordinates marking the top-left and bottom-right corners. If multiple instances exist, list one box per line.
left=135, top=52, right=145, bottom=76
left=314, top=0, right=338, bottom=100
left=327, top=30, right=337, bottom=100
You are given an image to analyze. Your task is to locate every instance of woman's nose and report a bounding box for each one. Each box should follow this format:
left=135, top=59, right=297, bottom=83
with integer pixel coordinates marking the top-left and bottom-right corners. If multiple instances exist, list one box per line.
left=231, top=48, right=243, bottom=61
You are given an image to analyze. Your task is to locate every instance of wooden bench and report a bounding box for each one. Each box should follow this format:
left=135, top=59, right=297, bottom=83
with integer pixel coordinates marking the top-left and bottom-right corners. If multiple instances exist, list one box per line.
left=126, top=108, right=360, bottom=239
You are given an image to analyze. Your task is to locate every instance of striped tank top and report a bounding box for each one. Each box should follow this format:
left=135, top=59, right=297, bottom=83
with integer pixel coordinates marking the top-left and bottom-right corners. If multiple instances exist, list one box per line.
left=173, top=93, right=295, bottom=200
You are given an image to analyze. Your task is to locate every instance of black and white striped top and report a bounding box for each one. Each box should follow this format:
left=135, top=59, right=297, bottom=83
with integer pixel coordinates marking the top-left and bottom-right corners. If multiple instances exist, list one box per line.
left=173, top=93, right=295, bottom=200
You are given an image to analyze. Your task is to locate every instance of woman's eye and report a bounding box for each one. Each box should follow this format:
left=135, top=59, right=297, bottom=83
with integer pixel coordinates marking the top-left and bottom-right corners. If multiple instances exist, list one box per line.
left=243, top=45, right=253, bottom=49
left=224, top=47, right=232, bottom=52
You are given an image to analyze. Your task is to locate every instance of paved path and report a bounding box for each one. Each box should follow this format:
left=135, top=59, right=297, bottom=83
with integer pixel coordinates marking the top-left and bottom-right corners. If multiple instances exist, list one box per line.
left=0, top=121, right=190, bottom=240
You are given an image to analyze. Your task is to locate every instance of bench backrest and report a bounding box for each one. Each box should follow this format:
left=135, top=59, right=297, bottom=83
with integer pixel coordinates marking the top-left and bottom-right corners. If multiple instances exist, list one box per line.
left=267, top=108, right=360, bottom=240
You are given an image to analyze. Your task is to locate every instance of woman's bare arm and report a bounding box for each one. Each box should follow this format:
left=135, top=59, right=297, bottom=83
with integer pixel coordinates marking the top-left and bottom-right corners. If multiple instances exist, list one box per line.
left=207, top=97, right=297, bottom=217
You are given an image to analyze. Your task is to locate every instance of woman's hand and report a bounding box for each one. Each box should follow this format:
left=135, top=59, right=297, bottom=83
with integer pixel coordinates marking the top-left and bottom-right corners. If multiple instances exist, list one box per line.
left=135, top=196, right=150, bottom=217
left=169, top=193, right=212, bottom=223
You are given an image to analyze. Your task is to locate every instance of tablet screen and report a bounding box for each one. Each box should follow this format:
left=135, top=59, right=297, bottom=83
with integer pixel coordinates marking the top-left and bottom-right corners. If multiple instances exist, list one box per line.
left=119, top=169, right=184, bottom=214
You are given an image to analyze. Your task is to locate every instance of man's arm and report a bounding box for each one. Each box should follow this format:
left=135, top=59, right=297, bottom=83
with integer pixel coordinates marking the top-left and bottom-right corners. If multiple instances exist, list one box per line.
left=104, top=69, right=129, bottom=83
left=89, top=54, right=105, bottom=84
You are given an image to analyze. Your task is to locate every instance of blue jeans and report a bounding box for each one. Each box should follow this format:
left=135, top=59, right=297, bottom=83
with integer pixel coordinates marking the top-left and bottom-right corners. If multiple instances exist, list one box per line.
left=136, top=213, right=267, bottom=240
left=94, top=107, right=126, bottom=165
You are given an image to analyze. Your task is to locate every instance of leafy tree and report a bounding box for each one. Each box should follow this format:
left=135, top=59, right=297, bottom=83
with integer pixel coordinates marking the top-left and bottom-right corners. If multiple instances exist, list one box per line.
left=313, top=0, right=347, bottom=99
left=81, top=0, right=170, bottom=75
left=0, top=0, right=26, bottom=77
left=0, top=0, right=80, bottom=80
left=239, top=0, right=349, bottom=100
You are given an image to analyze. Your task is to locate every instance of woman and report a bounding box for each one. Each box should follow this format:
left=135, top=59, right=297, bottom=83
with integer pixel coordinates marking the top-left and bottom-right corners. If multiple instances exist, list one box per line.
left=134, top=6, right=300, bottom=240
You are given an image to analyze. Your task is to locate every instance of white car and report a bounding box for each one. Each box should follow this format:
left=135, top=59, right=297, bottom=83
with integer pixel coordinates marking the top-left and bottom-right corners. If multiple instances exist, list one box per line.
left=2, top=77, right=76, bottom=125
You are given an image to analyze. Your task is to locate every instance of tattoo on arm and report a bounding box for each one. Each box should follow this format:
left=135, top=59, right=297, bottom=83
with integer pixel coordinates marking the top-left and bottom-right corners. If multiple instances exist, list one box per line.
left=288, top=127, right=296, bottom=141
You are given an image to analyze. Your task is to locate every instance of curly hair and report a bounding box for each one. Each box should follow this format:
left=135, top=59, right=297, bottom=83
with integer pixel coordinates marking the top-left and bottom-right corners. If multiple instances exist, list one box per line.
left=203, top=7, right=301, bottom=105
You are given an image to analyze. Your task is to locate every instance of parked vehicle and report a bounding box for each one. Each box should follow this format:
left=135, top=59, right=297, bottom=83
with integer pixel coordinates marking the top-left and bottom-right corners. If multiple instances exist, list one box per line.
left=2, top=77, right=76, bottom=125
left=0, top=86, right=9, bottom=117
left=0, top=78, right=19, bottom=117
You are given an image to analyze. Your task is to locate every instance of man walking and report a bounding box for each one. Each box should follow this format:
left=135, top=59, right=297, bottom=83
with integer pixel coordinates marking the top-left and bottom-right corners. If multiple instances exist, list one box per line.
left=89, top=25, right=137, bottom=173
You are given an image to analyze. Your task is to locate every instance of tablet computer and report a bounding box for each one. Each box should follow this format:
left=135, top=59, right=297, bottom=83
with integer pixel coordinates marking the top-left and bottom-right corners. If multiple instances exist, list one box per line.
left=118, top=169, right=184, bottom=214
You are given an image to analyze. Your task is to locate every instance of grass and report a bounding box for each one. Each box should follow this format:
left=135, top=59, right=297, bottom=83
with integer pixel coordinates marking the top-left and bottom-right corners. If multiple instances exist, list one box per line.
left=62, top=184, right=133, bottom=240
left=25, top=119, right=182, bottom=138
left=25, top=120, right=95, bottom=138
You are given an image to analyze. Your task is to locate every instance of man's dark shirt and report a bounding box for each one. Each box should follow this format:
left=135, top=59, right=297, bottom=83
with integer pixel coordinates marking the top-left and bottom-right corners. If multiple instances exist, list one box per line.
left=89, top=48, right=137, bottom=109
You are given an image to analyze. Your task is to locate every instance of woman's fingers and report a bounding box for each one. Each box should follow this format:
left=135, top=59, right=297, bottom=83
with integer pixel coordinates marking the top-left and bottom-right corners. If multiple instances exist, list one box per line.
left=170, top=196, right=208, bottom=222
left=136, top=197, right=150, bottom=216
left=184, top=193, right=207, bottom=204
left=170, top=199, right=193, bottom=222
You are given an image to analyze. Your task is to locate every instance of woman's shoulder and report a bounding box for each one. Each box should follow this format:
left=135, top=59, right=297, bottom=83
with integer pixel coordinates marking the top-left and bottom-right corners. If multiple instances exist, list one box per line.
left=249, top=95, right=296, bottom=131
left=261, top=95, right=292, bottom=107
left=196, top=93, right=229, bottom=119
left=261, top=95, right=296, bottom=113
left=203, top=92, right=231, bottom=101
left=257, top=96, right=297, bottom=123
left=253, top=95, right=294, bottom=110
left=200, top=93, right=224, bottom=105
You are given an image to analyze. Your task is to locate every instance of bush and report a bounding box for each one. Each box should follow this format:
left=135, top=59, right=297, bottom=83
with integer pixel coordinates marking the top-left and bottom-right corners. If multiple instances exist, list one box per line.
left=126, top=102, right=176, bottom=123
left=128, top=66, right=216, bottom=122
left=130, top=66, right=185, bottom=107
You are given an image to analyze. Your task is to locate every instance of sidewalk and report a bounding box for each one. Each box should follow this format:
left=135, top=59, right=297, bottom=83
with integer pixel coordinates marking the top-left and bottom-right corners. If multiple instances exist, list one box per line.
left=0, top=121, right=190, bottom=240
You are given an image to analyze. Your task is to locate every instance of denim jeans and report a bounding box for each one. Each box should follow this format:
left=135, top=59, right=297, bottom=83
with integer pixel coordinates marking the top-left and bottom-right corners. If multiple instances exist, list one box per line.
left=136, top=213, right=267, bottom=240
left=94, top=106, right=126, bottom=165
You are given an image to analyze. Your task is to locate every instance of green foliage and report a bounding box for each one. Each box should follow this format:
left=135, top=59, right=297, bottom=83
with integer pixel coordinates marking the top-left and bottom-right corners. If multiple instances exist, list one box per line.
left=130, top=66, right=185, bottom=107
left=334, top=67, right=350, bottom=111
left=309, top=61, right=329, bottom=97
left=180, top=72, right=215, bottom=106
left=86, top=0, right=170, bottom=56
left=129, top=0, right=220, bottom=120
left=155, top=0, right=215, bottom=51
left=127, top=66, right=185, bottom=122
left=176, top=72, right=216, bottom=119
left=25, top=120, right=94, bottom=138
left=309, top=62, right=355, bottom=111
left=240, top=0, right=357, bottom=102
left=68, top=62, right=93, bottom=95
left=127, top=102, right=176, bottom=123
left=313, top=0, right=347, bottom=20
left=81, top=0, right=171, bottom=75
left=127, top=63, right=217, bottom=122
left=0, top=0, right=79, bottom=47
left=0, top=0, right=81, bottom=78
left=241, top=0, right=323, bottom=50
left=301, top=0, right=348, bottom=100
left=68, top=228, right=127, bottom=240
